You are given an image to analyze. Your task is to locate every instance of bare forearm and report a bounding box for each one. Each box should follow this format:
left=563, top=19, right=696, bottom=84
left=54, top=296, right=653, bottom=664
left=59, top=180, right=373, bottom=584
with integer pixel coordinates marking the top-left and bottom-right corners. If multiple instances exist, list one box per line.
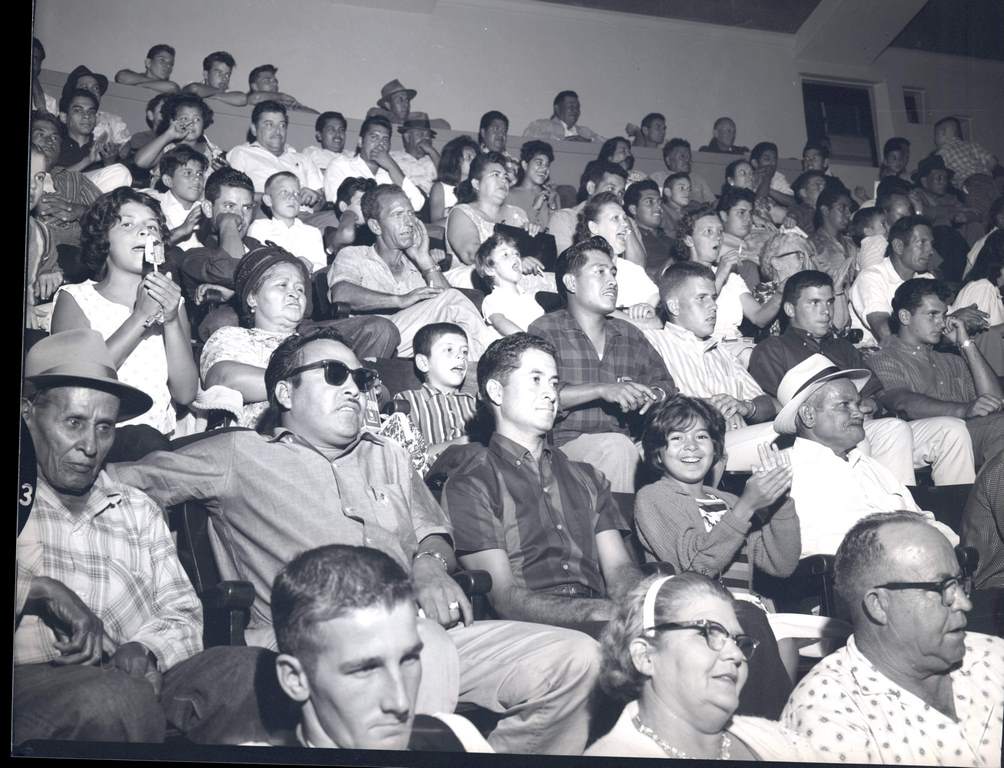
left=882, top=390, right=967, bottom=420
left=417, top=534, right=458, bottom=572
left=329, top=282, right=402, bottom=313
left=557, top=383, right=607, bottom=409
left=164, top=319, right=198, bottom=405
left=133, top=132, right=174, bottom=169
left=492, top=584, right=612, bottom=627
left=962, top=344, right=1003, bottom=397
left=205, top=361, right=267, bottom=401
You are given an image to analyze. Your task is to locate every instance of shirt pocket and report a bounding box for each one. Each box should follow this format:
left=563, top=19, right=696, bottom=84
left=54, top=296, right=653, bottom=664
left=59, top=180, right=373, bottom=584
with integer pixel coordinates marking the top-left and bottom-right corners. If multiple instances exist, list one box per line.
left=363, top=483, right=417, bottom=556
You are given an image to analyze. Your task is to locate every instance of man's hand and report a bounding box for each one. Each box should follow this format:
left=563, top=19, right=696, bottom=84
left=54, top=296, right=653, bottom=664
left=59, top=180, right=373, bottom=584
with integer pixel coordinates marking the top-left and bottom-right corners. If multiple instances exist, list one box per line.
left=33, top=269, right=64, bottom=302
left=111, top=642, right=163, bottom=694
left=370, top=145, right=397, bottom=173
left=417, top=138, right=436, bottom=158
left=400, top=286, right=443, bottom=308
left=949, top=304, right=989, bottom=335
left=299, top=187, right=321, bottom=208
left=563, top=135, right=592, bottom=143
left=626, top=302, right=655, bottom=320
left=716, top=251, right=739, bottom=282
left=37, top=194, right=80, bottom=224
left=965, top=394, right=1004, bottom=419
left=860, top=396, right=878, bottom=420
left=214, top=211, right=245, bottom=235
left=404, top=218, right=432, bottom=265
left=412, top=557, right=472, bottom=629
left=194, top=283, right=235, bottom=305
left=35, top=577, right=115, bottom=666
left=601, top=380, right=656, bottom=412
left=708, top=394, right=752, bottom=421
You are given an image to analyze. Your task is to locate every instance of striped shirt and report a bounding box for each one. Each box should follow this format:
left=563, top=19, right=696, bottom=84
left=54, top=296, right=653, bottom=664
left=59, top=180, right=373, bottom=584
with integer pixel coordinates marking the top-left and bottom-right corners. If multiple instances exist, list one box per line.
left=395, top=384, right=479, bottom=446
left=443, top=433, right=628, bottom=595
left=643, top=322, right=764, bottom=411
left=14, top=472, right=203, bottom=671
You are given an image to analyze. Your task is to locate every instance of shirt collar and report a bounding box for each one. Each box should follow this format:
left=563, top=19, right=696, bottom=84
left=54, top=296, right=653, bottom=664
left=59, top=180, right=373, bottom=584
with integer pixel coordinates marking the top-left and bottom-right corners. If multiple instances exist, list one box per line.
left=36, top=471, right=122, bottom=522
left=489, top=432, right=548, bottom=467
left=784, top=325, right=828, bottom=346
left=268, top=426, right=380, bottom=458
left=420, top=382, right=475, bottom=400
left=793, top=435, right=861, bottom=464
left=663, top=321, right=719, bottom=351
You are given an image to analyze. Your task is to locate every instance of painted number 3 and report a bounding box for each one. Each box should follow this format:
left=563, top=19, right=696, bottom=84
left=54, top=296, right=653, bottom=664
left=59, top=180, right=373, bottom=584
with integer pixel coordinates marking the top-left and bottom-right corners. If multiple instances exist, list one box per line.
left=19, top=483, right=34, bottom=507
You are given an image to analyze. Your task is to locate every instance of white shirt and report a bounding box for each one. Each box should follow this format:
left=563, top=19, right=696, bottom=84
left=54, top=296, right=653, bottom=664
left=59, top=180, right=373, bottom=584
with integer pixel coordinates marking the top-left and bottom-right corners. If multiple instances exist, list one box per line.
left=148, top=189, right=201, bottom=251
left=390, top=150, right=438, bottom=195
left=856, top=234, right=888, bottom=271
left=323, top=154, right=425, bottom=213
left=789, top=437, right=955, bottom=557
left=226, top=142, right=324, bottom=194
left=770, top=171, right=794, bottom=196
left=715, top=272, right=750, bottom=340
left=964, top=227, right=998, bottom=278
left=849, top=259, right=935, bottom=347
left=300, top=146, right=346, bottom=174
left=615, top=256, right=659, bottom=308
left=247, top=217, right=327, bottom=273
left=953, top=279, right=1004, bottom=326
left=783, top=633, right=1004, bottom=766
left=481, top=286, right=544, bottom=332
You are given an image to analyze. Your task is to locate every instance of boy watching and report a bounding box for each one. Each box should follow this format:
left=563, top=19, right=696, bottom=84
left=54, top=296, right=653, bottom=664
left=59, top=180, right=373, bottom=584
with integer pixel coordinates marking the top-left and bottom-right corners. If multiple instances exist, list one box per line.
left=849, top=206, right=889, bottom=270
left=475, top=233, right=545, bottom=335
left=880, top=137, right=911, bottom=181
left=660, top=171, right=691, bottom=239
left=802, top=141, right=829, bottom=173
left=182, top=51, right=247, bottom=106
left=750, top=141, right=795, bottom=207
left=325, top=177, right=378, bottom=257
left=393, top=323, right=479, bottom=460
left=302, top=111, right=348, bottom=173
left=154, top=145, right=207, bottom=250
left=248, top=172, right=328, bottom=273
left=114, top=44, right=181, bottom=93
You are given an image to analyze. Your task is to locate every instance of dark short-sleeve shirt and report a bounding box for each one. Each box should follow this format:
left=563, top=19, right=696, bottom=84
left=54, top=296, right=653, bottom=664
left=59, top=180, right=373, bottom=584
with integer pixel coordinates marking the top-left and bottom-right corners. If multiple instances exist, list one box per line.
left=528, top=309, right=676, bottom=446
left=749, top=325, right=883, bottom=399
left=638, top=225, right=675, bottom=281
left=867, top=336, right=976, bottom=403
left=442, top=434, right=628, bottom=595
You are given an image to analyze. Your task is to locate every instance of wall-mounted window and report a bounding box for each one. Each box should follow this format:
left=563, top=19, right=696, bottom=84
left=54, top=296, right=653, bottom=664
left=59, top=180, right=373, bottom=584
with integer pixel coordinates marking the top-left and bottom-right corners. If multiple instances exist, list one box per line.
left=903, top=87, right=926, bottom=124
left=802, top=79, right=878, bottom=166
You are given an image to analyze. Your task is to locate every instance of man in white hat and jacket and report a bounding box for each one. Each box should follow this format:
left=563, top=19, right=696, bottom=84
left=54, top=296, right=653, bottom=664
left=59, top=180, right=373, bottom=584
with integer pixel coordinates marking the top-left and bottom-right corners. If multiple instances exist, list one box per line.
left=776, top=354, right=958, bottom=558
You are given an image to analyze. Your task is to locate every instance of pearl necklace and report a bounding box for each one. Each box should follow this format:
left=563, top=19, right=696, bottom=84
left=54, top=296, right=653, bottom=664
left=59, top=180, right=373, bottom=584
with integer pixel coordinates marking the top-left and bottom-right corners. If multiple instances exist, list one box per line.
left=632, top=714, right=732, bottom=760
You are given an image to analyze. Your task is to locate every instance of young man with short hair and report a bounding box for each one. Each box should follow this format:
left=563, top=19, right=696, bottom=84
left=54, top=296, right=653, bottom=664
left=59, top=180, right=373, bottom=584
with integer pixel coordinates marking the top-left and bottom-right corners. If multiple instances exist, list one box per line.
left=114, top=44, right=181, bottom=93
left=56, top=89, right=133, bottom=193
left=522, top=90, right=603, bottom=143
left=301, top=111, right=348, bottom=174
left=624, top=179, right=673, bottom=280
left=750, top=141, right=796, bottom=208
left=626, top=112, right=666, bottom=149
left=650, top=138, right=715, bottom=204
left=548, top=160, right=628, bottom=254
left=182, top=51, right=247, bottom=106
left=716, top=186, right=760, bottom=290
left=246, top=64, right=317, bottom=113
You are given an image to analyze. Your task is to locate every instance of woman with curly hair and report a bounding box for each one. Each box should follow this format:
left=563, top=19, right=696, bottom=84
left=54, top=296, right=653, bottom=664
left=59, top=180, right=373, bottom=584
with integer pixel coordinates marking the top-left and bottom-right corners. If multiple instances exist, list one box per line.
left=51, top=188, right=197, bottom=435
left=132, top=93, right=226, bottom=173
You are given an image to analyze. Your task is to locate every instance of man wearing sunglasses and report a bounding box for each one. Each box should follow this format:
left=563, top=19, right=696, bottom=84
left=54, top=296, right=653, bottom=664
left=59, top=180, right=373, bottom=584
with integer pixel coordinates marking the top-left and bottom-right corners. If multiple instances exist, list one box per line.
left=107, top=326, right=600, bottom=753
left=783, top=511, right=1003, bottom=765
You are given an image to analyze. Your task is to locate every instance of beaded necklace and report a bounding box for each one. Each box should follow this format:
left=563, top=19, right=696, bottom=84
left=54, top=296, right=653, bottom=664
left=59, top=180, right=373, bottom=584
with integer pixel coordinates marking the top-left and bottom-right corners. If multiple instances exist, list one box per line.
left=631, top=714, right=732, bottom=760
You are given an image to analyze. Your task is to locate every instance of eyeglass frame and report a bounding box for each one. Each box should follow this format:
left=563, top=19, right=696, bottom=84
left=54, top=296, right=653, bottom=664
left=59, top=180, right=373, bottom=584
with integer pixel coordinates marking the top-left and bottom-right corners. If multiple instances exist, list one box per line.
left=284, top=359, right=379, bottom=392
left=872, top=573, right=973, bottom=607
left=645, top=618, right=759, bottom=661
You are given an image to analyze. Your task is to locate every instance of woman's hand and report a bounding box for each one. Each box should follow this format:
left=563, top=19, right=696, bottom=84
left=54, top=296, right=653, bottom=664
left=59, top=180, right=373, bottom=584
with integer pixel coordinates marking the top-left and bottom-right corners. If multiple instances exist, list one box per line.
left=520, top=256, right=545, bottom=275
left=142, top=272, right=183, bottom=323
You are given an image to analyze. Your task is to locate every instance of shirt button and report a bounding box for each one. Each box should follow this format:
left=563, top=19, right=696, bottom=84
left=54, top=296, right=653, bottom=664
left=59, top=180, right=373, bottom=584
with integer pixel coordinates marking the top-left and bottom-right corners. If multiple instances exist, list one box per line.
left=515, top=460, right=521, bottom=467
left=556, top=524, right=563, bottom=531
left=561, top=562, right=569, bottom=571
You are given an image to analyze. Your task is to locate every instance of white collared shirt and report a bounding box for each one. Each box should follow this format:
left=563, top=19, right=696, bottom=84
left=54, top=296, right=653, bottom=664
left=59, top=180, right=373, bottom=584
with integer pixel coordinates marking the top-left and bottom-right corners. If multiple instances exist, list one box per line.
left=148, top=189, right=201, bottom=250
left=247, top=217, right=327, bottom=272
left=323, top=154, right=425, bottom=212
left=226, top=142, right=323, bottom=194
left=849, top=259, right=935, bottom=347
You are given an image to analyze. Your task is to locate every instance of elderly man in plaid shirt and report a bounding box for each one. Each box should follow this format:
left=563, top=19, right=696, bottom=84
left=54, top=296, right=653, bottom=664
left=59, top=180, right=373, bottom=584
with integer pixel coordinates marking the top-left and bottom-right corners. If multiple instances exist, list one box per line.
left=15, top=330, right=204, bottom=745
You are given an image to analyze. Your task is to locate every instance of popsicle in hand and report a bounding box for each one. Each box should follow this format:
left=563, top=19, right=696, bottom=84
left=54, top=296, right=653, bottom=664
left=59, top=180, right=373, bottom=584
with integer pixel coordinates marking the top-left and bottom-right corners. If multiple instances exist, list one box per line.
left=144, top=232, right=165, bottom=272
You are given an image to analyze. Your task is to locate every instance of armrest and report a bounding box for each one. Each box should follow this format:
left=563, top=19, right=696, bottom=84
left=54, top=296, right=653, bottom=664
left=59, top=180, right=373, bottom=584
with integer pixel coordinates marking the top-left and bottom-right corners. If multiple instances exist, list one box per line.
left=331, top=301, right=352, bottom=318
left=199, top=579, right=255, bottom=647
left=200, top=580, right=255, bottom=610
left=452, top=569, right=492, bottom=596
left=802, top=554, right=835, bottom=578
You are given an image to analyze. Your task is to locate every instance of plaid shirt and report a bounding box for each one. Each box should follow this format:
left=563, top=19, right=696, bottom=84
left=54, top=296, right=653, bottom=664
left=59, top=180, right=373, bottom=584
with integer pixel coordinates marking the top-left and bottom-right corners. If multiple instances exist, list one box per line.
left=14, top=472, right=203, bottom=671
left=443, top=433, right=628, bottom=595
left=937, top=137, right=997, bottom=183
left=528, top=309, right=676, bottom=446
left=395, top=383, right=479, bottom=446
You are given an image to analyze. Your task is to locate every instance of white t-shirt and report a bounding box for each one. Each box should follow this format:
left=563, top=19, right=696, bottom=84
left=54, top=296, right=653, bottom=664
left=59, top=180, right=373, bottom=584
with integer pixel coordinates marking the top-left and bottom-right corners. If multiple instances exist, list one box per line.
left=481, top=287, right=544, bottom=332
left=714, top=272, right=750, bottom=340
left=248, top=217, right=327, bottom=273
left=953, top=279, right=1004, bottom=326
left=615, top=256, right=659, bottom=308
left=849, top=259, right=934, bottom=347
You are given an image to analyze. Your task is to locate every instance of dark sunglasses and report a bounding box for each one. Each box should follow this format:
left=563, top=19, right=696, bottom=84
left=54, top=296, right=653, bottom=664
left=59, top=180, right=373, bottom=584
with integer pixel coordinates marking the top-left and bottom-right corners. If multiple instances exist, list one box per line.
left=286, top=360, right=378, bottom=392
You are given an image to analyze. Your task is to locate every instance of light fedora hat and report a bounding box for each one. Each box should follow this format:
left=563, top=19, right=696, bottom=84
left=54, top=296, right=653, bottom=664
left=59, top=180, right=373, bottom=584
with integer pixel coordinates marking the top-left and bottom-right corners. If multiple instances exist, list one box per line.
left=773, top=354, right=870, bottom=436
left=24, top=329, right=153, bottom=422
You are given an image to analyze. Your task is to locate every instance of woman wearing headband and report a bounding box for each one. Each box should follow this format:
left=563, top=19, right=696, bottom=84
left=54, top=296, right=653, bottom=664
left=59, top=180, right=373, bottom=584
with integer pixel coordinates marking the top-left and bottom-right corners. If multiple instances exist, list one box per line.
left=586, top=573, right=818, bottom=760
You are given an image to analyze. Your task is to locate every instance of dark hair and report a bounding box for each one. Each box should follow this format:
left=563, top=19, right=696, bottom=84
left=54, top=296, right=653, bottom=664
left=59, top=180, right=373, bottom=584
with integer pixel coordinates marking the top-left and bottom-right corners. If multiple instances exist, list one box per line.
left=474, top=231, right=521, bottom=288
left=963, top=230, right=1004, bottom=287
left=934, top=116, right=962, bottom=136
left=33, top=36, right=45, bottom=58
left=577, top=159, right=627, bottom=202
left=623, top=179, right=660, bottom=214
left=263, top=326, right=350, bottom=409
left=890, top=278, right=953, bottom=333
left=677, top=204, right=719, bottom=240
left=147, top=44, right=175, bottom=60
left=202, top=50, right=235, bottom=71
left=519, top=140, right=553, bottom=165
left=848, top=207, right=884, bottom=247
left=598, top=137, right=633, bottom=170
left=658, top=261, right=716, bottom=306
left=662, top=138, right=690, bottom=160
left=413, top=322, right=467, bottom=360
left=272, top=545, right=414, bottom=671
left=802, top=141, right=829, bottom=159
left=476, top=333, right=557, bottom=402
left=437, top=135, right=480, bottom=186
left=359, top=114, right=392, bottom=144
left=314, top=110, right=346, bottom=134
left=716, top=185, right=755, bottom=215
left=478, top=110, right=509, bottom=139
left=456, top=151, right=509, bottom=204
left=553, top=90, right=577, bottom=108
left=833, top=510, right=931, bottom=622
left=574, top=191, right=623, bottom=243
left=251, top=100, right=287, bottom=126
left=204, top=166, right=254, bottom=203
left=664, top=172, right=691, bottom=196
left=641, top=395, right=726, bottom=476
left=882, top=137, right=910, bottom=157
left=31, top=109, right=64, bottom=138
left=361, top=183, right=409, bottom=224
left=713, top=116, right=735, bottom=130
left=59, top=87, right=98, bottom=115
left=555, top=236, right=612, bottom=301
left=80, top=188, right=168, bottom=280
left=750, top=142, right=778, bottom=163
left=641, top=112, right=664, bottom=130
left=335, top=176, right=376, bottom=212
left=248, top=63, right=277, bottom=88
left=888, top=214, right=932, bottom=254
left=157, top=93, right=214, bottom=135
left=781, top=269, right=832, bottom=308
left=159, top=145, right=208, bottom=178
left=814, top=186, right=852, bottom=230
left=144, top=93, right=172, bottom=128
left=792, top=170, right=826, bottom=201
left=599, top=573, right=735, bottom=701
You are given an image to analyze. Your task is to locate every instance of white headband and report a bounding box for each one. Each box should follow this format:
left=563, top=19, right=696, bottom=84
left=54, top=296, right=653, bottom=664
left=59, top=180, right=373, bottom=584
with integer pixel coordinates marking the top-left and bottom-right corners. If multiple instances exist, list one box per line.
left=641, top=575, right=675, bottom=636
